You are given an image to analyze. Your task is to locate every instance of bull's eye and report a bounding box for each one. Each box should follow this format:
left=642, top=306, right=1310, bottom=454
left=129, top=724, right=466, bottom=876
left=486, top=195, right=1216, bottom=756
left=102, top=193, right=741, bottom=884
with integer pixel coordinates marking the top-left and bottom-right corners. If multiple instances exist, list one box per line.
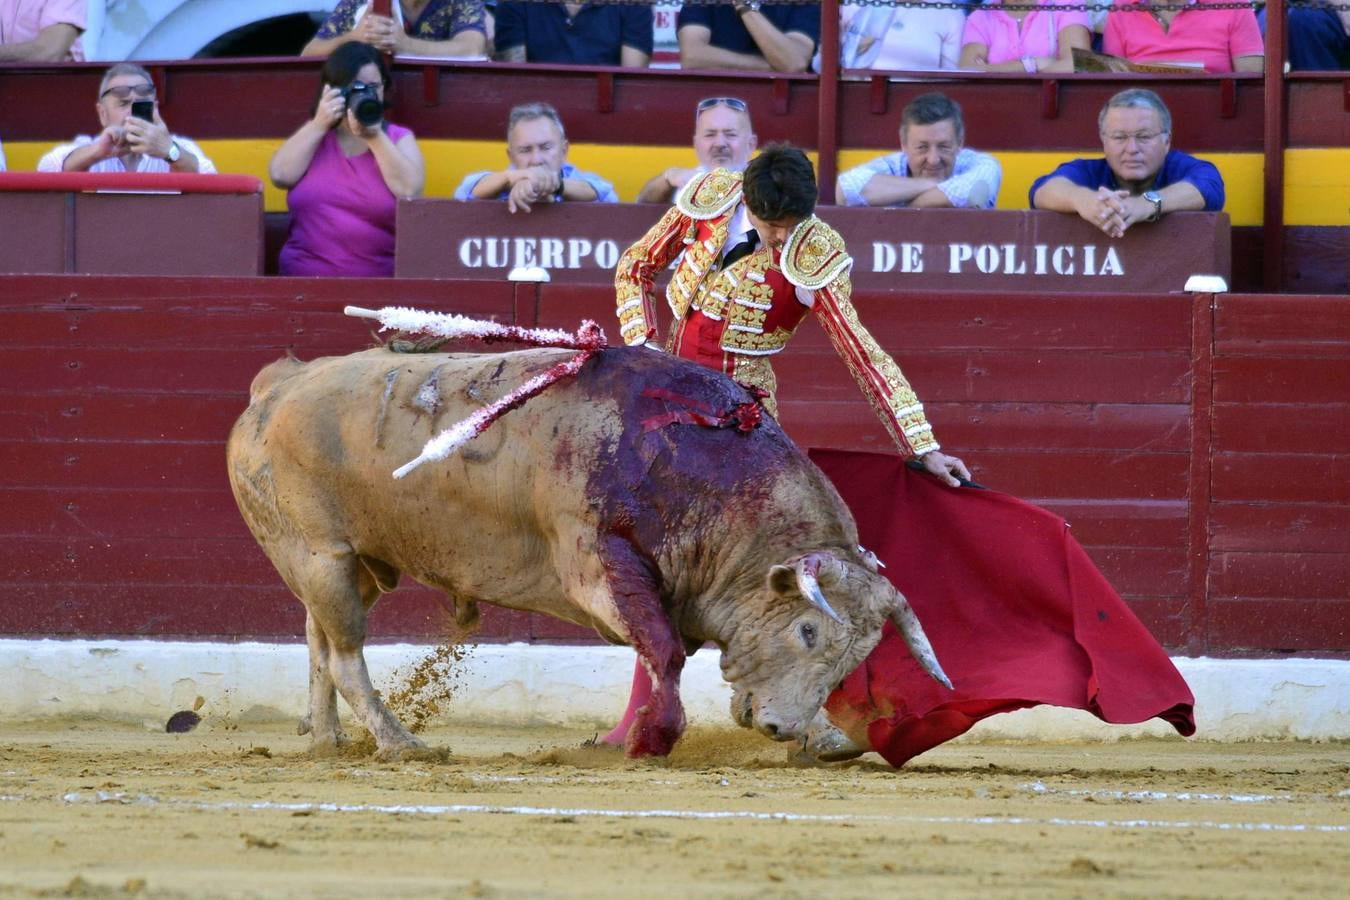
left=798, top=621, right=817, bottom=650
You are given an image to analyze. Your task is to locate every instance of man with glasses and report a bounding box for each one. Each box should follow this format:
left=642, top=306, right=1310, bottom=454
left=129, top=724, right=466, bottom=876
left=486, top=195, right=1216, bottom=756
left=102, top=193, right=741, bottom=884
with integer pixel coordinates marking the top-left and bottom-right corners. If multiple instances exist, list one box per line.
left=37, top=63, right=215, bottom=174
left=0, top=0, right=85, bottom=62
left=636, top=96, right=757, bottom=205
left=1029, top=88, right=1223, bottom=239
left=836, top=92, right=1001, bottom=209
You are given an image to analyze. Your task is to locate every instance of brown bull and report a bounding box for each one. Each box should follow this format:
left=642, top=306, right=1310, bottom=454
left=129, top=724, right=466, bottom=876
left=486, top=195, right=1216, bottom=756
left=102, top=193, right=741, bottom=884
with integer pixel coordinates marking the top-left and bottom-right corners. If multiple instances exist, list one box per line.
left=226, top=344, right=948, bottom=758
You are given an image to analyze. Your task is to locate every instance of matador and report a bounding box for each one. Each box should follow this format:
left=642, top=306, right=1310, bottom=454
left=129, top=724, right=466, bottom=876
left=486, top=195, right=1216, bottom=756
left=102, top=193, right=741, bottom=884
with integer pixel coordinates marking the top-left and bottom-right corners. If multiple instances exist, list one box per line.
left=604, top=144, right=970, bottom=751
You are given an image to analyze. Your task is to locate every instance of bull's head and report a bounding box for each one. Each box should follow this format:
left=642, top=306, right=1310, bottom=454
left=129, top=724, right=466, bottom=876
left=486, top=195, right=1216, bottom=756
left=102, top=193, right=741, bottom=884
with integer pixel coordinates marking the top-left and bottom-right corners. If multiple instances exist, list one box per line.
left=721, top=550, right=950, bottom=743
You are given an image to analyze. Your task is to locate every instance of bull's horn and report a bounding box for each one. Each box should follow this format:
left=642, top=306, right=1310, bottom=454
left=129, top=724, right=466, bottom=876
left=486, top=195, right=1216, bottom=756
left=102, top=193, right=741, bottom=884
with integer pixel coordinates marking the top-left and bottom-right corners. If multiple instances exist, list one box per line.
left=794, top=556, right=844, bottom=624
left=890, top=600, right=953, bottom=690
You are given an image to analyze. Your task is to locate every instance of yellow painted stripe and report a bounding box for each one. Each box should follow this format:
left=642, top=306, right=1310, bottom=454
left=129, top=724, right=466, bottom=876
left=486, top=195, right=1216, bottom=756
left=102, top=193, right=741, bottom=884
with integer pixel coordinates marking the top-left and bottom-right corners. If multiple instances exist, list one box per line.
left=4, top=141, right=1345, bottom=227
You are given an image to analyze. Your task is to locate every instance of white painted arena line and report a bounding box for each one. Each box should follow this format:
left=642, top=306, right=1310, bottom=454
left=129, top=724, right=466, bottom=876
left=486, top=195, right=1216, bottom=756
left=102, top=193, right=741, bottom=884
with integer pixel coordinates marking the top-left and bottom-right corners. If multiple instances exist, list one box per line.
left=1019, top=782, right=1313, bottom=804
left=29, top=792, right=1349, bottom=835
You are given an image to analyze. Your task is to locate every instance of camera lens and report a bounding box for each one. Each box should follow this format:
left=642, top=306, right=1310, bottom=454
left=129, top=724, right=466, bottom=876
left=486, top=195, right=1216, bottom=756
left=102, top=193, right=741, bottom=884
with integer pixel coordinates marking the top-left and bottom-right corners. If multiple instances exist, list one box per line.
left=345, top=81, right=383, bottom=128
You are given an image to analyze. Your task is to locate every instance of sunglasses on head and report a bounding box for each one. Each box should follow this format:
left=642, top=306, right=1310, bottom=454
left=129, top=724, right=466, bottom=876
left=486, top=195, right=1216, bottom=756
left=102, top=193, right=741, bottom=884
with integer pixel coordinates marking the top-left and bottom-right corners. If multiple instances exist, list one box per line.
left=697, top=97, right=748, bottom=115
left=100, top=83, right=156, bottom=101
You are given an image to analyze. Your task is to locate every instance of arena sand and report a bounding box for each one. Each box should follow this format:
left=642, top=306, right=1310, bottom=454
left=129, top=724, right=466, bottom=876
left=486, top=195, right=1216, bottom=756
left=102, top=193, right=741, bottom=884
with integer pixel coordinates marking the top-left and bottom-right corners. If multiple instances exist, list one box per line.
left=0, top=718, right=1345, bottom=899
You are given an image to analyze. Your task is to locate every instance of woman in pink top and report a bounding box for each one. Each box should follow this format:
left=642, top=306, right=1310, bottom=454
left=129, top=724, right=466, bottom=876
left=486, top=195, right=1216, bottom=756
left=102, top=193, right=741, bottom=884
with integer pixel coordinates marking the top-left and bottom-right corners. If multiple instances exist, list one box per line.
left=960, top=0, right=1092, bottom=74
left=271, top=41, right=425, bottom=277
left=1104, top=0, right=1265, bottom=73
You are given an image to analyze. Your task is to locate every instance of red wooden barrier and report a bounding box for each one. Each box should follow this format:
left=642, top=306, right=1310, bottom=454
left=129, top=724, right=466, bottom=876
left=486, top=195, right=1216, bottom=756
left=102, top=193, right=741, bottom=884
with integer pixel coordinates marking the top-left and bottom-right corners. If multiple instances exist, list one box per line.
left=0, top=276, right=1345, bottom=656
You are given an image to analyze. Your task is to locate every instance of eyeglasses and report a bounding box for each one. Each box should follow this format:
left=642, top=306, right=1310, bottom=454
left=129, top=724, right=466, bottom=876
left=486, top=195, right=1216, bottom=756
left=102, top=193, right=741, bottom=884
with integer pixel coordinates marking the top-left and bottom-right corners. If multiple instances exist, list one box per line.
left=100, top=83, right=156, bottom=102
left=1102, top=131, right=1167, bottom=148
left=697, top=97, right=748, bottom=115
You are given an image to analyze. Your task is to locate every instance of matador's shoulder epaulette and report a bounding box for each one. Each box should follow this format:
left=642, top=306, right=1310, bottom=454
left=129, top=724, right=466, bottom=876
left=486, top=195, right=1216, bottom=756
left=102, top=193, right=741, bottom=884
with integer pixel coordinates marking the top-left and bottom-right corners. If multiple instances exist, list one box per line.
left=675, top=168, right=743, bottom=220
left=781, top=216, right=853, bottom=290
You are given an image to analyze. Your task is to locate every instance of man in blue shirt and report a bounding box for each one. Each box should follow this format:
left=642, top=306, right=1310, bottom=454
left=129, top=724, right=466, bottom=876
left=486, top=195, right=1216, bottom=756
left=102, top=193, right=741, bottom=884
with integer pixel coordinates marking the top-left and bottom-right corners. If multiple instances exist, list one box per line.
left=494, top=2, right=653, bottom=67
left=1030, top=89, right=1224, bottom=239
left=454, top=102, right=618, bottom=213
left=678, top=1, right=819, bottom=73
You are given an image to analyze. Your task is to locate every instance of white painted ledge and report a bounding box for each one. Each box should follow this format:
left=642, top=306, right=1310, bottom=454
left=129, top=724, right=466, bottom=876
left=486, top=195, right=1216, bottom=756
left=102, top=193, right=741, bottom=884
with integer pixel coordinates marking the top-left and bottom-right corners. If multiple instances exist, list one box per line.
left=1, top=639, right=1346, bottom=742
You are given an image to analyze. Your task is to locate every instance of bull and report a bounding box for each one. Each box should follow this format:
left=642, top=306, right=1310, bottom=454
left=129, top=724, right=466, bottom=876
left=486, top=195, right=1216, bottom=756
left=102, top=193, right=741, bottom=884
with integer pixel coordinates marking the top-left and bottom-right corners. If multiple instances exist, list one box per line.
left=226, top=344, right=948, bottom=759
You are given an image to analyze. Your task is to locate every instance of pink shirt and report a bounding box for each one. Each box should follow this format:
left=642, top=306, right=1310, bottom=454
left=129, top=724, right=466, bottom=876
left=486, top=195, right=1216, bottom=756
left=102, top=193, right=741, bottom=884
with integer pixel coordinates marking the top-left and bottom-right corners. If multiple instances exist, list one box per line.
left=279, top=124, right=412, bottom=278
left=1104, top=0, right=1264, bottom=73
left=962, top=0, right=1091, bottom=65
left=0, top=0, right=85, bottom=60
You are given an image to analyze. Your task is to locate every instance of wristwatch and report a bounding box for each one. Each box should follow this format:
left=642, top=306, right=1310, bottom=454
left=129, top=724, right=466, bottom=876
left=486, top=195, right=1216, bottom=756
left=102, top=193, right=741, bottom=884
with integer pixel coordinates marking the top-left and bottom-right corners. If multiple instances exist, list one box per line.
left=1143, top=190, right=1163, bottom=222
left=165, top=141, right=181, bottom=164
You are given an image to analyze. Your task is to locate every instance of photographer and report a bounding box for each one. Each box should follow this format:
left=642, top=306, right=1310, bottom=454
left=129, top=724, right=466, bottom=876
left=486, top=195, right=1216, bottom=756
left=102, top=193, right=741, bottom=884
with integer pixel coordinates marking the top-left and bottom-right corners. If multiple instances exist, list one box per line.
left=270, top=41, right=425, bottom=277
left=37, top=63, right=213, bottom=174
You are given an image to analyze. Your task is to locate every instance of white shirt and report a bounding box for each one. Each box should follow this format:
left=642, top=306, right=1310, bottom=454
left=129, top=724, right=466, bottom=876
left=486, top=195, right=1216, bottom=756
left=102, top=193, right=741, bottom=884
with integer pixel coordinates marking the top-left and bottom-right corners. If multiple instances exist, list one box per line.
left=36, top=134, right=217, bottom=174
left=839, top=3, right=967, bottom=70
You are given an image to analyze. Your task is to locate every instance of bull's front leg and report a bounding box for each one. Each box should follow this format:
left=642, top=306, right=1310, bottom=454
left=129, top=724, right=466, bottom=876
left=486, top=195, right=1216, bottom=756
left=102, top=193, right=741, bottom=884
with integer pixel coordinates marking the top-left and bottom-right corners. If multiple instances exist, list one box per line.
left=596, top=534, right=686, bottom=757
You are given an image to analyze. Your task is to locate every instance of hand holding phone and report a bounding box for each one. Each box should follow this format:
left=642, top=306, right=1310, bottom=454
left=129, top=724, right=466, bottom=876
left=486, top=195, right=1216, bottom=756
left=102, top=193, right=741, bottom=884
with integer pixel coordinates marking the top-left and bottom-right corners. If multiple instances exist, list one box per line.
left=130, top=99, right=154, bottom=122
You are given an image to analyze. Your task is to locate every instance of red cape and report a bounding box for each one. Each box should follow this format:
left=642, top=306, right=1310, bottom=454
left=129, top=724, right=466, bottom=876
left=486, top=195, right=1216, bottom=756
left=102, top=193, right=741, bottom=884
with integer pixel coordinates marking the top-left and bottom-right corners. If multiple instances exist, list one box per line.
left=812, top=450, right=1196, bottom=768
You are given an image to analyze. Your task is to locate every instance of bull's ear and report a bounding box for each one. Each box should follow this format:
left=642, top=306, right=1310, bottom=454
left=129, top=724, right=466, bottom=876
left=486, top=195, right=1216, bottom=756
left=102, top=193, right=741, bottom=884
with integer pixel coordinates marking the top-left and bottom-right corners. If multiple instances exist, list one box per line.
left=767, top=564, right=795, bottom=595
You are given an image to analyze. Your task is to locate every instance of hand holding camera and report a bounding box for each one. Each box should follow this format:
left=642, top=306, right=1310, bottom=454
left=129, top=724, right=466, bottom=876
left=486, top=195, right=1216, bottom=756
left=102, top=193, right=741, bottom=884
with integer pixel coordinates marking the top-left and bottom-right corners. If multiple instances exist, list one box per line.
left=313, top=85, right=346, bottom=130
left=339, top=80, right=384, bottom=136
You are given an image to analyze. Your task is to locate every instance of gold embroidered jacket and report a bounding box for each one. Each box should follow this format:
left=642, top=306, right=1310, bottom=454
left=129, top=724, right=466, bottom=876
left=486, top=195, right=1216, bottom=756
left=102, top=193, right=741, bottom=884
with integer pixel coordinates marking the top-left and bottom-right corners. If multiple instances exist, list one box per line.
left=614, top=169, right=939, bottom=457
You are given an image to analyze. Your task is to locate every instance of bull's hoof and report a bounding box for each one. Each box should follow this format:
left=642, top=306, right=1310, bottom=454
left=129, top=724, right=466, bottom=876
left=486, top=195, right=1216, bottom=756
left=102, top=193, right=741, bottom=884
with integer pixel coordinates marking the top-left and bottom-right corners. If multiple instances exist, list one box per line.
left=625, top=710, right=685, bottom=758
left=306, top=731, right=354, bottom=758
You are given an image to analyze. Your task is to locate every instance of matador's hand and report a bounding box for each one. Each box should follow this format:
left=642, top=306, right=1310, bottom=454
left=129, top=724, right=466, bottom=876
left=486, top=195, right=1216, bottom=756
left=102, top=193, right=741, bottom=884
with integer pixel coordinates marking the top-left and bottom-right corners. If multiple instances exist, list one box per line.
left=918, top=450, right=972, bottom=488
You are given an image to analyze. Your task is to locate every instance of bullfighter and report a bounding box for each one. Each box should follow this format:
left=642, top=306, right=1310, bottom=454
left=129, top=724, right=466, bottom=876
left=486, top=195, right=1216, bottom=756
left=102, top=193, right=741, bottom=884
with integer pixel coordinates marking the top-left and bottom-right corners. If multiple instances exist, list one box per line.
left=606, top=143, right=970, bottom=749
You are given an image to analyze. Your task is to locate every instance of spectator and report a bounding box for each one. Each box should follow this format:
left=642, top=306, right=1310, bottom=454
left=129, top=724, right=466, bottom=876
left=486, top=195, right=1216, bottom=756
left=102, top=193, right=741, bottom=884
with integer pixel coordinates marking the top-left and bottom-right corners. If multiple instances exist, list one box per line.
left=1030, top=88, right=1224, bottom=238
left=494, top=3, right=653, bottom=67
left=837, top=2, right=965, bottom=70
left=303, top=0, right=487, bottom=59
left=836, top=92, right=1001, bottom=209
left=0, top=0, right=84, bottom=61
left=270, top=42, right=425, bottom=277
left=960, top=0, right=1092, bottom=74
left=453, top=102, right=617, bottom=212
left=1264, top=4, right=1350, bottom=71
left=678, top=1, right=819, bottom=73
left=635, top=96, right=757, bottom=204
left=1104, top=0, right=1264, bottom=73
left=37, top=63, right=215, bottom=174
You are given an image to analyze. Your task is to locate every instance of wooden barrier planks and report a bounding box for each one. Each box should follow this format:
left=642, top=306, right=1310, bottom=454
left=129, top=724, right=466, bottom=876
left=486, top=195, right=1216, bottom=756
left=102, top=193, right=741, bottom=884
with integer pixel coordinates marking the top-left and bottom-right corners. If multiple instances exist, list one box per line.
left=1205, top=293, right=1350, bottom=652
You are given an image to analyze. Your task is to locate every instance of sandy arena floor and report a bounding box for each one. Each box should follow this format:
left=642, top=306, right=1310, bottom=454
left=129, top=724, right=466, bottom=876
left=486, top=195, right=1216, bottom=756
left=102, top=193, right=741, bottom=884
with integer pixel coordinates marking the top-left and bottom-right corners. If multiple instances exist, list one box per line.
left=0, top=720, right=1346, bottom=899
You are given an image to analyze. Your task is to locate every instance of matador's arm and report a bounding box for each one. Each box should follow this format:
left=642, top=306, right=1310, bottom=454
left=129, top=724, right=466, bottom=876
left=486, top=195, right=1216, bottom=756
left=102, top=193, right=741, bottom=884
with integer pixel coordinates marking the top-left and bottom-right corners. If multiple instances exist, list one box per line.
left=812, top=273, right=940, bottom=458
left=614, top=205, right=693, bottom=346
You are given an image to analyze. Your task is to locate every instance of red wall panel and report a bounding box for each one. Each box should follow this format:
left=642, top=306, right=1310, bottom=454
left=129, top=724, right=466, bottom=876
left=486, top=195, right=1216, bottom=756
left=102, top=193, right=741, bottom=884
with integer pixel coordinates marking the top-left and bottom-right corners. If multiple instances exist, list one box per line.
left=2, top=278, right=1347, bottom=656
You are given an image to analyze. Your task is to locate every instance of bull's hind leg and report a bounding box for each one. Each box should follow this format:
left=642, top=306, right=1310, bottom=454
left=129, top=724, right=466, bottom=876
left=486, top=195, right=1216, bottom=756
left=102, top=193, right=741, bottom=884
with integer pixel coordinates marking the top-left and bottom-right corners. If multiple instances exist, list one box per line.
left=298, top=610, right=342, bottom=751
left=291, top=549, right=424, bottom=760
left=590, top=534, right=686, bottom=758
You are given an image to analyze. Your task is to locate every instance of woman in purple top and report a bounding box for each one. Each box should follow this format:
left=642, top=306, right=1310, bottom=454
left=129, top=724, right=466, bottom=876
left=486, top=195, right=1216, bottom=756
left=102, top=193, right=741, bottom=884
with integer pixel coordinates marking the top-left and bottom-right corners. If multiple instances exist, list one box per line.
left=959, top=0, right=1092, bottom=74
left=271, top=42, right=425, bottom=277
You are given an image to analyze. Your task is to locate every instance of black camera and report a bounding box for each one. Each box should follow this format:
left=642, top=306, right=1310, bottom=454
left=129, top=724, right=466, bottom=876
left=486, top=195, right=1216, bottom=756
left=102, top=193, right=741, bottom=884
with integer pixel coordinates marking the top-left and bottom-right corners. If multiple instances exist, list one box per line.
left=340, top=80, right=383, bottom=128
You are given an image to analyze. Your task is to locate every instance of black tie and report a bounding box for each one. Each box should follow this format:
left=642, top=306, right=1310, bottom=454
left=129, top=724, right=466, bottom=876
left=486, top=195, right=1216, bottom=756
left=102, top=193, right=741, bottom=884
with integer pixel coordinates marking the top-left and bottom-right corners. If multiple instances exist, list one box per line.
left=721, top=232, right=760, bottom=268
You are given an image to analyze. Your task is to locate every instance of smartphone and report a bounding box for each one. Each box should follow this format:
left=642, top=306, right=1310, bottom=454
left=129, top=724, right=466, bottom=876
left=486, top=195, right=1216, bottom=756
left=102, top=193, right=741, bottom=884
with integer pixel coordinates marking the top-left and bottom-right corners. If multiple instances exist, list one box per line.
left=130, top=99, right=155, bottom=122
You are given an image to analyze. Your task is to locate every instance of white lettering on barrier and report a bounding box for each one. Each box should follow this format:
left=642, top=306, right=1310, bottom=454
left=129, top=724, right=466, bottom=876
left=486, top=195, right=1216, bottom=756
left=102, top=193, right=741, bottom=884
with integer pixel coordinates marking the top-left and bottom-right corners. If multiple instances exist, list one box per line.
left=541, top=238, right=565, bottom=269
left=513, top=237, right=537, bottom=268
left=901, top=242, right=923, bottom=273
left=594, top=240, right=619, bottom=270
left=459, top=238, right=481, bottom=267
left=567, top=238, right=593, bottom=269
left=873, top=242, right=896, bottom=273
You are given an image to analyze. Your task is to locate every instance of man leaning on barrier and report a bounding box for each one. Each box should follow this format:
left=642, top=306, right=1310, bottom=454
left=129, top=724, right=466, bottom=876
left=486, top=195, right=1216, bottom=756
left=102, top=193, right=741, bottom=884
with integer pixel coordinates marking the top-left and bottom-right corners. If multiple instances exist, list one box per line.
left=835, top=92, right=1001, bottom=209
left=453, top=101, right=618, bottom=213
left=1029, top=88, right=1223, bottom=239
left=0, top=0, right=84, bottom=62
left=37, top=63, right=216, bottom=175
left=636, top=96, right=758, bottom=205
